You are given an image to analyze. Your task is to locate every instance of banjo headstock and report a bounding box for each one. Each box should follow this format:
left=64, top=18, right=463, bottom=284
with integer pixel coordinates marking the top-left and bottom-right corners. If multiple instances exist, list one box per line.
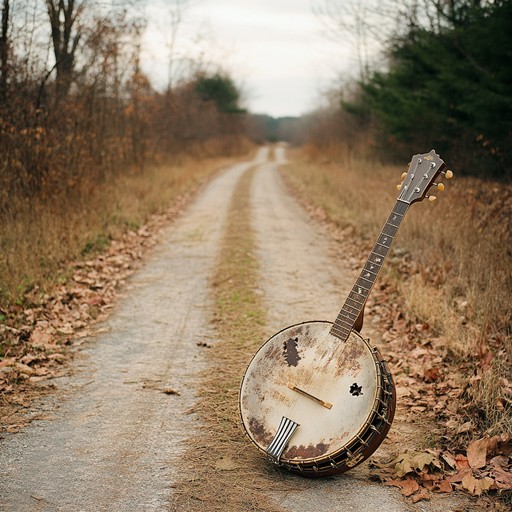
left=397, top=150, right=453, bottom=205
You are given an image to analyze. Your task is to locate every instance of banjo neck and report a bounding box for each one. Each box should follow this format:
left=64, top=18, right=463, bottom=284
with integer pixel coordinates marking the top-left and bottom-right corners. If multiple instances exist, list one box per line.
left=330, top=199, right=409, bottom=342
left=330, top=149, right=450, bottom=342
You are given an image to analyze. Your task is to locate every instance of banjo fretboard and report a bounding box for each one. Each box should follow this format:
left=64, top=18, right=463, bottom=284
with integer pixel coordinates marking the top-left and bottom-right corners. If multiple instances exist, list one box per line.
left=330, top=200, right=409, bottom=342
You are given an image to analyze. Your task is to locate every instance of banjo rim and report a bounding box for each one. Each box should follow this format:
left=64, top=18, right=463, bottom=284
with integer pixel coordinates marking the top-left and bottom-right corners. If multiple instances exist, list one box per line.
left=239, top=320, right=396, bottom=471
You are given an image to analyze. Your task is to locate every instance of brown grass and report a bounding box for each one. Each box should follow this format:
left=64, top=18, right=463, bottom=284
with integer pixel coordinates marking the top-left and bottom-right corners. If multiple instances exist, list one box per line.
left=281, top=146, right=512, bottom=436
left=0, top=145, right=252, bottom=308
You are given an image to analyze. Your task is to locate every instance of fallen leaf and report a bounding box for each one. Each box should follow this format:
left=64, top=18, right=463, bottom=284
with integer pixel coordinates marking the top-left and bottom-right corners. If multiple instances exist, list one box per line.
left=447, top=468, right=472, bottom=483
left=417, top=471, right=441, bottom=483
left=467, top=437, right=489, bottom=469
left=411, top=488, right=430, bottom=503
left=462, top=472, right=477, bottom=494
left=20, top=354, right=40, bottom=365
left=478, top=477, right=495, bottom=494
left=423, top=367, right=442, bottom=382
left=384, top=479, right=404, bottom=489
left=33, top=367, right=50, bottom=376
left=456, top=421, right=474, bottom=434
left=400, top=478, right=420, bottom=496
left=455, top=454, right=470, bottom=470
left=29, top=330, right=53, bottom=346
left=392, top=451, right=440, bottom=478
left=493, top=433, right=512, bottom=457
left=445, top=419, right=458, bottom=430
left=0, top=357, right=17, bottom=368
left=490, top=465, right=512, bottom=490
left=161, top=388, right=180, bottom=396
left=440, top=451, right=457, bottom=469
left=86, top=295, right=104, bottom=306
left=14, top=363, right=34, bottom=376
left=435, top=479, right=453, bottom=493
left=489, top=455, right=509, bottom=469
left=393, top=455, right=415, bottom=478
left=6, top=424, right=25, bottom=433
left=413, top=452, right=438, bottom=472
left=48, top=353, right=66, bottom=363
left=462, top=473, right=494, bottom=496
left=56, top=324, right=74, bottom=335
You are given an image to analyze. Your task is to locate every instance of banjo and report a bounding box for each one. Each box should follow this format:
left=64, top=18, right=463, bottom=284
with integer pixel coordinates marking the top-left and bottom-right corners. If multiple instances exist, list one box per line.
left=239, top=150, right=453, bottom=477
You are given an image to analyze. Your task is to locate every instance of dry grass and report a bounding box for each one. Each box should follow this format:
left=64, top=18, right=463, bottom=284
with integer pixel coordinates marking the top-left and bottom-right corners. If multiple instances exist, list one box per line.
left=0, top=148, right=250, bottom=308
left=281, top=146, right=512, bottom=436
left=171, top=164, right=292, bottom=512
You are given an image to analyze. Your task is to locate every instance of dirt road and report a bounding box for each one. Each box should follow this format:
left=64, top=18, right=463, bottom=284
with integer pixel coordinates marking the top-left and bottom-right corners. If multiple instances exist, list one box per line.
left=0, top=147, right=473, bottom=511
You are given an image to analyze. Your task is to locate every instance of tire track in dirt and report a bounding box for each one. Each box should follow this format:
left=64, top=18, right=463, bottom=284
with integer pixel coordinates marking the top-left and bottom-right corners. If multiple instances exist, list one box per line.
left=0, top=148, right=269, bottom=512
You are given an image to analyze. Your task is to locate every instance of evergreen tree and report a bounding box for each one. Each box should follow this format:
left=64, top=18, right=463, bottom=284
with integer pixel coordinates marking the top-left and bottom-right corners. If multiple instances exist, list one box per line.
left=356, top=1, right=512, bottom=178
left=195, top=73, right=245, bottom=114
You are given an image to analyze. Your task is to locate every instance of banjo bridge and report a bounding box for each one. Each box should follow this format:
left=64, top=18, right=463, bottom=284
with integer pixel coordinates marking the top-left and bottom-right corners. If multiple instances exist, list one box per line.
left=266, top=416, right=300, bottom=463
left=286, top=382, right=333, bottom=409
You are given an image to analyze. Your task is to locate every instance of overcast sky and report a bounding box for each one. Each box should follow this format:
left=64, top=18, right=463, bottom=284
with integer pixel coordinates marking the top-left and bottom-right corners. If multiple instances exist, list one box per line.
left=143, top=0, right=354, bottom=118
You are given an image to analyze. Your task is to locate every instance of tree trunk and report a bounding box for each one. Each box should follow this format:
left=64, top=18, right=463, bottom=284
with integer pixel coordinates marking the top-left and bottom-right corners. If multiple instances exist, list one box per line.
left=0, top=0, right=9, bottom=103
left=45, top=0, right=82, bottom=100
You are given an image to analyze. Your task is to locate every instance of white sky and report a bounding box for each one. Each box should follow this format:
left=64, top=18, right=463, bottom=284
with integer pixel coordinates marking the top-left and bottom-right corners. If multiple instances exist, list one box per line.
left=142, top=0, right=355, bottom=117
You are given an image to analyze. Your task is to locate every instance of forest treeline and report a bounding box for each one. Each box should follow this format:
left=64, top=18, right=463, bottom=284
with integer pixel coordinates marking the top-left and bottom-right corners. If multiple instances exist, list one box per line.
left=306, top=0, right=512, bottom=180
left=0, top=0, right=259, bottom=305
left=0, top=0, right=248, bottom=217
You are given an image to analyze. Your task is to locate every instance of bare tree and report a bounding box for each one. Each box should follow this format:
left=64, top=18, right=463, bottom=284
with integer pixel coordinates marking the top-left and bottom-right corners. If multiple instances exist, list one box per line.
left=164, top=0, right=190, bottom=90
left=314, top=0, right=397, bottom=80
left=314, top=0, right=465, bottom=80
left=45, top=0, right=86, bottom=99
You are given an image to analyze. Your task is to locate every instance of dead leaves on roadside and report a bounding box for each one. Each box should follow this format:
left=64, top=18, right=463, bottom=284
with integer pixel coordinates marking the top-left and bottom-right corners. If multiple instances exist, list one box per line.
left=362, top=273, right=511, bottom=505
left=1, top=192, right=193, bottom=430
left=372, top=434, right=512, bottom=502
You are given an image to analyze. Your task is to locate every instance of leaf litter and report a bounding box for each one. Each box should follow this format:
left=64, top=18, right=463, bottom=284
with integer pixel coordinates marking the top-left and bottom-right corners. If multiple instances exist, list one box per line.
left=0, top=189, right=196, bottom=432
left=283, top=168, right=512, bottom=509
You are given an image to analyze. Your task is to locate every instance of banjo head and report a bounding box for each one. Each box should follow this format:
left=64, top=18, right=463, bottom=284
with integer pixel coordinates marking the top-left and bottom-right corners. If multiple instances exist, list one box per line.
left=239, top=321, right=395, bottom=475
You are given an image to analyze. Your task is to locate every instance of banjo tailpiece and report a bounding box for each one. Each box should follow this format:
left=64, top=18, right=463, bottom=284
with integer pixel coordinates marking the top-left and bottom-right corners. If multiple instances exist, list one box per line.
left=266, top=416, right=299, bottom=463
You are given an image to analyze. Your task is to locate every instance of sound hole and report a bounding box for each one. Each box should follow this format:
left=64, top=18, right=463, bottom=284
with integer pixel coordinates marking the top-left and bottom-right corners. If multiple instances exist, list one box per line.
left=349, top=383, right=363, bottom=396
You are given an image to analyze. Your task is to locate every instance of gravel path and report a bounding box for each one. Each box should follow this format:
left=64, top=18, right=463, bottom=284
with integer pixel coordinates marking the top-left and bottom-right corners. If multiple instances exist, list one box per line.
left=0, top=150, right=266, bottom=511
left=0, top=146, right=474, bottom=511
